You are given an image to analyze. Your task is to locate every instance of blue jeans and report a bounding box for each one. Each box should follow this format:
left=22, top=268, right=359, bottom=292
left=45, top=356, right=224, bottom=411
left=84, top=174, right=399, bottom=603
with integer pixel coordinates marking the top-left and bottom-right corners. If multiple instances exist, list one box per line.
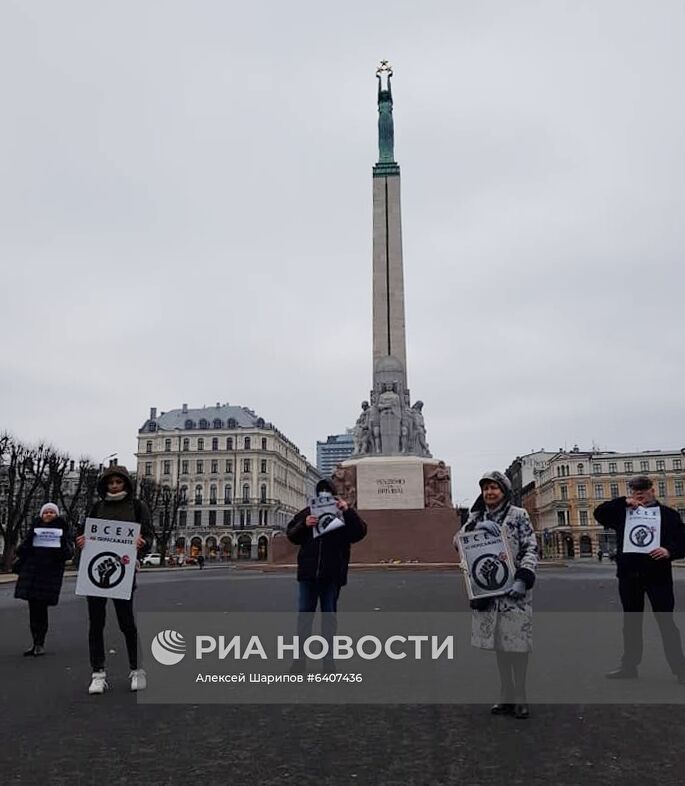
left=298, top=580, right=339, bottom=613
left=297, top=580, right=339, bottom=660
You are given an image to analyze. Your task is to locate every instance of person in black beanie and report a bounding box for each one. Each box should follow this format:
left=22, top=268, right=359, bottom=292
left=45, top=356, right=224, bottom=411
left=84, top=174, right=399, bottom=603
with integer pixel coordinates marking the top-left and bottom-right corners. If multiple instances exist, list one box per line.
left=14, top=502, right=72, bottom=656
left=594, top=475, right=685, bottom=682
left=286, top=478, right=367, bottom=670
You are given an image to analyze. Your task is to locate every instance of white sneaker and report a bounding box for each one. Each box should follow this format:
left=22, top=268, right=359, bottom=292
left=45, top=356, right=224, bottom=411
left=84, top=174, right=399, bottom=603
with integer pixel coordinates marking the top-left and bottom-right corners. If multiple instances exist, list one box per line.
left=129, top=669, right=147, bottom=692
left=88, top=671, right=108, bottom=695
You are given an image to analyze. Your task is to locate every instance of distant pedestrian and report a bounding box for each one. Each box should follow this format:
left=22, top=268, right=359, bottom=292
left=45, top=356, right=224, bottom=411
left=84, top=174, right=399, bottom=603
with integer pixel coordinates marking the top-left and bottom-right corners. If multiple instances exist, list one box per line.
left=594, top=475, right=685, bottom=682
left=454, top=471, right=538, bottom=719
left=597, top=549, right=604, bottom=562
left=197, top=554, right=205, bottom=570
left=76, top=466, right=153, bottom=695
left=14, top=503, right=72, bottom=656
left=286, top=479, right=367, bottom=672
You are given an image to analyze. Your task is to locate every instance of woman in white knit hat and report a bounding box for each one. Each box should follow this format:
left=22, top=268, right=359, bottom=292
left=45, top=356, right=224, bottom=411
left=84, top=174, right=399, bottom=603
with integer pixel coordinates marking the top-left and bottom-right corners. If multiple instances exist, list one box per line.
left=14, top=502, right=73, bottom=656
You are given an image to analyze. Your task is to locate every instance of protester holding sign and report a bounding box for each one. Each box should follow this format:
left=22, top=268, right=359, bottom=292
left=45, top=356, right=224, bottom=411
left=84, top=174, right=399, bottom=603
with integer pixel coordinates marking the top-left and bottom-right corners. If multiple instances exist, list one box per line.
left=286, top=478, right=367, bottom=671
left=75, top=466, right=152, bottom=695
left=453, top=471, right=537, bottom=719
left=593, top=475, right=685, bottom=682
left=14, top=503, right=72, bottom=657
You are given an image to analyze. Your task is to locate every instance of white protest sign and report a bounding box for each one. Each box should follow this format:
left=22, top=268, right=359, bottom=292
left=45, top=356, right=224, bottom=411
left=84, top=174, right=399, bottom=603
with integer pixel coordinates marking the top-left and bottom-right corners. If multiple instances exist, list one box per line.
left=309, top=495, right=346, bottom=539
left=456, top=529, right=516, bottom=600
left=32, top=528, right=63, bottom=549
left=623, top=507, right=661, bottom=554
left=75, top=519, right=140, bottom=600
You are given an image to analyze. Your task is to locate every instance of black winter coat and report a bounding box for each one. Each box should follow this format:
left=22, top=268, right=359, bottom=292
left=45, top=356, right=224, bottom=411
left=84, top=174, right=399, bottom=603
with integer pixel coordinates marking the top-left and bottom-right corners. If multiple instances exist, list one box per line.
left=286, top=506, right=367, bottom=586
left=593, top=497, right=685, bottom=580
left=14, top=517, right=72, bottom=606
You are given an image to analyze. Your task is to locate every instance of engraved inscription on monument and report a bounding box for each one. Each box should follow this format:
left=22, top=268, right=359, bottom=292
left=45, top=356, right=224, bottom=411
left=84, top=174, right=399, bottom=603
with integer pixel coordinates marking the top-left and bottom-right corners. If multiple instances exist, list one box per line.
left=357, top=460, right=425, bottom=510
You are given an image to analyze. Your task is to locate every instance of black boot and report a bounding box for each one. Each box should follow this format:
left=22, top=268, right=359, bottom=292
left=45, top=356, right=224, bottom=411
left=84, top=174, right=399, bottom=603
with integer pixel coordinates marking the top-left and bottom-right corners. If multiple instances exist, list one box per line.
left=491, top=703, right=515, bottom=715
left=605, top=666, right=638, bottom=679
left=514, top=703, right=530, bottom=720
left=23, top=645, right=36, bottom=657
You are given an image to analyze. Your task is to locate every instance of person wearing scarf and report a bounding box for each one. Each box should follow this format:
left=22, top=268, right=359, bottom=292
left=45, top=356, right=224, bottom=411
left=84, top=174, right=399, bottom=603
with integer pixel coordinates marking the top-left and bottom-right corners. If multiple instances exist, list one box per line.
left=14, top=502, right=73, bottom=656
left=454, top=471, right=538, bottom=719
left=75, top=465, right=152, bottom=695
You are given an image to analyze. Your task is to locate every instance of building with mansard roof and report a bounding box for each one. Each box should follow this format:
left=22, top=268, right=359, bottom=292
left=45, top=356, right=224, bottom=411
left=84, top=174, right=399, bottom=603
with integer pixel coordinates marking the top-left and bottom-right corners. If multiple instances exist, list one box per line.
left=137, top=403, right=312, bottom=561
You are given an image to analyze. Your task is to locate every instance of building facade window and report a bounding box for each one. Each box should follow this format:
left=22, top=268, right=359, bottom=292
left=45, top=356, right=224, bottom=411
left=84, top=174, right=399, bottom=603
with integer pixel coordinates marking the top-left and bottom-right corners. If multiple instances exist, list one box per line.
left=658, top=480, right=667, bottom=497
left=198, top=438, right=204, bottom=451
left=209, top=510, right=217, bottom=527
left=577, top=464, right=584, bottom=475
left=593, top=463, right=601, bottom=474
left=595, top=483, right=604, bottom=499
left=244, top=437, right=251, bottom=450
left=578, top=484, right=586, bottom=499
left=640, top=460, right=649, bottom=472
left=199, top=419, right=209, bottom=429
left=224, top=484, right=232, bottom=502
left=181, top=460, right=189, bottom=475
left=179, top=510, right=187, bottom=528
left=213, top=419, right=223, bottom=429
left=261, top=438, right=267, bottom=450
left=196, top=460, right=204, bottom=474
left=165, top=439, right=171, bottom=452
left=261, top=460, right=267, bottom=474
left=260, top=484, right=267, bottom=503
left=185, top=419, right=194, bottom=430
left=211, top=460, right=218, bottom=474
left=146, top=441, right=152, bottom=454
left=180, top=486, right=188, bottom=503
left=210, top=485, right=217, bottom=504
left=579, top=510, right=589, bottom=526
left=609, top=462, right=617, bottom=474
left=557, top=511, right=565, bottom=526
left=610, top=483, right=619, bottom=498
left=163, top=461, right=171, bottom=475
left=194, top=511, right=202, bottom=527
left=560, top=486, right=568, bottom=501
left=243, top=459, right=251, bottom=473
left=242, top=484, right=250, bottom=502
left=674, top=459, right=682, bottom=470
left=212, top=438, right=219, bottom=451
left=194, top=485, right=203, bottom=504
left=145, top=462, right=152, bottom=476
left=675, top=480, right=684, bottom=497
left=657, top=460, right=666, bottom=471
left=225, top=460, right=233, bottom=473
left=624, top=461, right=633, bottom=473
left=183, top=438, right=190, bottom=451
left=226, top=437, right=233, bottom=450
left=223, top=509, right=231, bottom=526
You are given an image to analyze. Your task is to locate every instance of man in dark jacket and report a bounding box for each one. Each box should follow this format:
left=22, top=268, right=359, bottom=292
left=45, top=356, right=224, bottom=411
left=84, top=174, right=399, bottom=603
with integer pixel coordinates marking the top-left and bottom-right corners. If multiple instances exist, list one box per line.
left=593, top=475, right=685, bottom=682
left=286, top=479, right=367, bottom=669
left=76, top=465, right=153, bottom=694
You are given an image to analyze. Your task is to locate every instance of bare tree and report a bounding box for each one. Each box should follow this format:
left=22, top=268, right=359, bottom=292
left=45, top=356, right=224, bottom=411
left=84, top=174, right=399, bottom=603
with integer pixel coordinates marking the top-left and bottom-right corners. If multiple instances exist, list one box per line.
left=0, top=434, right=54, bottom=570
left=136, top=477, right=186, bottom=565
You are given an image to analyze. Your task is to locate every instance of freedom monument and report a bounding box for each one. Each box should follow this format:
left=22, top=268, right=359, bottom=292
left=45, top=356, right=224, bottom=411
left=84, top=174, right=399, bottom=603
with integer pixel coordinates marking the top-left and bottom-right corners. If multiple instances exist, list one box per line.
left=272, top=63, right=458, bottom=564
left=328, top=62, right=458, bottom=562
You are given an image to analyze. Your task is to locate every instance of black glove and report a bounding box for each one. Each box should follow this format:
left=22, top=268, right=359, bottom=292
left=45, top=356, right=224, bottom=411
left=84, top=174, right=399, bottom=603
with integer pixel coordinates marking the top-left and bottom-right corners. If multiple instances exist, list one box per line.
left=470, top=597, right=492, bottom=611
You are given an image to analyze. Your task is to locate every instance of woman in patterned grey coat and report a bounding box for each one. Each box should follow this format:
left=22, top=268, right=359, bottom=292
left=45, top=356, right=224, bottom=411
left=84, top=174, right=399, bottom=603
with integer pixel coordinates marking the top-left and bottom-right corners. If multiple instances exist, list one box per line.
left=453, top=471, right=538, bottom=719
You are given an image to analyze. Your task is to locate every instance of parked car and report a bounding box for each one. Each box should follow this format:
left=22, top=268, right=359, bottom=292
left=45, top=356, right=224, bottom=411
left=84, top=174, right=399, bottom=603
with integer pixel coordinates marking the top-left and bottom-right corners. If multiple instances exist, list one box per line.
left=142, top=553, right=162, bottom=567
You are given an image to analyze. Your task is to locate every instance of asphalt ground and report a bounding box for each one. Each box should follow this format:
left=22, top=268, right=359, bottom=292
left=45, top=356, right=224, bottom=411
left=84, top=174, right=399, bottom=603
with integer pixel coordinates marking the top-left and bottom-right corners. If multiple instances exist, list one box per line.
left=1, top=563, right=685, bottom=786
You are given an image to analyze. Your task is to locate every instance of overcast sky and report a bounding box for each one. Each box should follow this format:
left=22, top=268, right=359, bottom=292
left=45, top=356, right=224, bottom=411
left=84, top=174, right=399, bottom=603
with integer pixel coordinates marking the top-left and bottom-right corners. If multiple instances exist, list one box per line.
left=1, top=1, right=684, bottom=504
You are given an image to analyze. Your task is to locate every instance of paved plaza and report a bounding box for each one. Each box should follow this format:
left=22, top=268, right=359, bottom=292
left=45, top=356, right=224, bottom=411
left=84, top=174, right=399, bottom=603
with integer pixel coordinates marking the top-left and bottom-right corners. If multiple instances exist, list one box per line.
left=1, top=563, right=685, bottom=785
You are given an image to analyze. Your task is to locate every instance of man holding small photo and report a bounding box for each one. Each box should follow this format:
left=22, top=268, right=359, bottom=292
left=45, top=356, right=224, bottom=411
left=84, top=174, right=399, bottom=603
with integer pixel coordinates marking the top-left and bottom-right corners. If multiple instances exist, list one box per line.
left=593, top=475, right=685, bottom=682
left=286, top=479, right=367, bottom=671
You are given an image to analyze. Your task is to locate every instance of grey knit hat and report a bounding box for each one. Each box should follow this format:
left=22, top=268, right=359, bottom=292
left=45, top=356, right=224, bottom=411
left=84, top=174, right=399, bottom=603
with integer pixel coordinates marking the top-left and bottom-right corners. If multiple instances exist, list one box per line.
left=478, top=471, right=512, bottom=496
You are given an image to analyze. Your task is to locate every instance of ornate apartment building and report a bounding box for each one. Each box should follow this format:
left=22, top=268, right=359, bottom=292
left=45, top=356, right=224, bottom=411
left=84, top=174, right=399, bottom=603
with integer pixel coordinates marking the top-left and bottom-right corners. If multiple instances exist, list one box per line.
left=531, top=448, right=685, bottom=559
left=136, top=403, right=311, bottom=560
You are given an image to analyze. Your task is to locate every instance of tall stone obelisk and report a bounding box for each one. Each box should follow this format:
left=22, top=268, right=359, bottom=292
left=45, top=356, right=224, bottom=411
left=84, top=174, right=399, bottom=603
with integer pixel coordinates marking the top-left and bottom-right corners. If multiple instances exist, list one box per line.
left=372, top=61, right=407, bottom=391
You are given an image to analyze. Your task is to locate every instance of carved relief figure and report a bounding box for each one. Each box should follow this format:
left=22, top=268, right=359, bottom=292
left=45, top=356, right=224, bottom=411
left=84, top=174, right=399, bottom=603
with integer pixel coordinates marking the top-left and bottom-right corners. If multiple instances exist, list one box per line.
left=425, top=460, right=451, bottom=508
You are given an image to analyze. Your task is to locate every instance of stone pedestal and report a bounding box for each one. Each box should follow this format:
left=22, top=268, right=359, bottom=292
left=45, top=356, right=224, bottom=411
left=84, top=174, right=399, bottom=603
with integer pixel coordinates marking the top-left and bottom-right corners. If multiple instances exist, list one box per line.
left=270, top=455, right=459, bottom=565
